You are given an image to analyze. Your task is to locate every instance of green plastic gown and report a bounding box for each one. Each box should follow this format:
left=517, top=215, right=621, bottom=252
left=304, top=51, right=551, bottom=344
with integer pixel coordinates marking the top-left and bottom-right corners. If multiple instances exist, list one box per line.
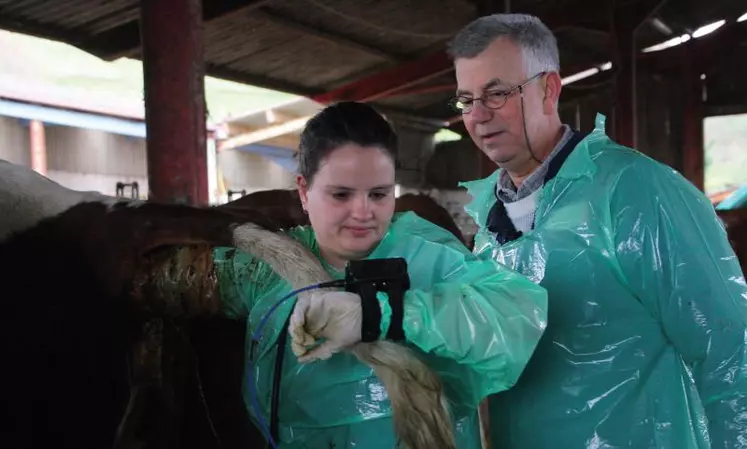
left=213, top=211, right=548, bottom=449
left=460, top=114, right=747, bottom=449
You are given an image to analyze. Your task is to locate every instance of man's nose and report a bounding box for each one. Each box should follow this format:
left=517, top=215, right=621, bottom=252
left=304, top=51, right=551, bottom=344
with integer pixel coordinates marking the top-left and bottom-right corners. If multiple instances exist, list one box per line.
left=470, top=101, right=493, bottom=123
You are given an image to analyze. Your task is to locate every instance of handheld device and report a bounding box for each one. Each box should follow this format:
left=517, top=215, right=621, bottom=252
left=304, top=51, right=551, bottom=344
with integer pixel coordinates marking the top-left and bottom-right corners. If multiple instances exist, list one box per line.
left=344, top=257, right=410, bottom=342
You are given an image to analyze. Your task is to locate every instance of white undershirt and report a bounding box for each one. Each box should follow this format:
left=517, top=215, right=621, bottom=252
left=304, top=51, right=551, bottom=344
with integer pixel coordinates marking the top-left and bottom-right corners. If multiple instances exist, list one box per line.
left=503, top=189, right=541, bottom=233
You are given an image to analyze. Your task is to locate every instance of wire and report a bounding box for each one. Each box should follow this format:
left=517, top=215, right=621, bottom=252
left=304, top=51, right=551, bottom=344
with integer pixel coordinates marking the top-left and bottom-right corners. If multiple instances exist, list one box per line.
left=246, top=280, right=344, bottom=449
left=519, top=89, right=541, bottom=165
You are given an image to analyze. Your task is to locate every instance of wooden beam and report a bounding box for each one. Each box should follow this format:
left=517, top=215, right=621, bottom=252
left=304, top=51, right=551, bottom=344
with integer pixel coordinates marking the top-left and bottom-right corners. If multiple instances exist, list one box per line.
left=220, top=116, right=312, bottom=150
left=223, top=121, right=302, bottom=149
left=203, top=63, right=323, bottom=97
left=256, top=8, right=402, bottom=63
left=0, top=15, right=84, bottom=47
left=79, top=0, right=274, bottom=61
left=263, top=133, right=301, bottom=150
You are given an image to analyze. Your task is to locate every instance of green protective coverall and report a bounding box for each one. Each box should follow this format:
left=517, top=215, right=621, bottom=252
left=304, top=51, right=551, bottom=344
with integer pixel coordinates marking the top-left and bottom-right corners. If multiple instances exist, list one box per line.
left=460, top=113, right=747, bottom=449
left=213, top=211, right=549, bottom=449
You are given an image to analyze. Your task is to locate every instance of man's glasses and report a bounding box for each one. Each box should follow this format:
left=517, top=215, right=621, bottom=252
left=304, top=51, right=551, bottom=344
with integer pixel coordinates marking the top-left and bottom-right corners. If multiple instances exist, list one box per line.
left=449, top=71, right=546, bottom=114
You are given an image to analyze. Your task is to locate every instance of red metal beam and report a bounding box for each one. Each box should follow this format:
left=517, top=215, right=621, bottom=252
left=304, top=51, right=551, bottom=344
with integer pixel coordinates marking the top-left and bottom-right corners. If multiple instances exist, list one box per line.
left=29, top=120, right=47, bottom=176
left=311, top=51, right=454, bottom=104
left=141, top=0, right=208, bottom=205
left=375, top=83, right=456, bottom=101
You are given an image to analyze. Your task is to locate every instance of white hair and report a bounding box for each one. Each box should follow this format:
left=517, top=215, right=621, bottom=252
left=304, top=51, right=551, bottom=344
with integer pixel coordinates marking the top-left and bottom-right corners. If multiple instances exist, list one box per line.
left=448, top=13, right=560, bottom=77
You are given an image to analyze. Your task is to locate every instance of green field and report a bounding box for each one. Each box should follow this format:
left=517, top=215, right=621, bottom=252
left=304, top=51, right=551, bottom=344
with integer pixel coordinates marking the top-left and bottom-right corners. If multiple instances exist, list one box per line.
left=704, top=114, right=747, bottom=195
left=0, top=29, right=298, bottom=122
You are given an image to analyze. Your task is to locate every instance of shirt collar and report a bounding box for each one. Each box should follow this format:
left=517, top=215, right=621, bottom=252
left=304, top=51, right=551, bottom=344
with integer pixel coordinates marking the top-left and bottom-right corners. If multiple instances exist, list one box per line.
left=496, top=125, right=573, bottom=203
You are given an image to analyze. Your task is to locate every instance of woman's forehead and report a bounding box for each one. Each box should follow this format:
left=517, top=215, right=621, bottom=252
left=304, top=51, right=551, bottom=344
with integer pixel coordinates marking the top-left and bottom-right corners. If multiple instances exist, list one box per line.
left=321, top=144, right=392, bottom=163
left=315, top=172, right=395, bottom=190
left=315, top=145, right=395, bottom=177
left=314, top=167, right=394, bottom=191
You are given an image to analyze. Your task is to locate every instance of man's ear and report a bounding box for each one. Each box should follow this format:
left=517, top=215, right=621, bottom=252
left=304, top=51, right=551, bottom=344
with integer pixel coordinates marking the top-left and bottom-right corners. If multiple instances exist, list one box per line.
left=542, top=71, right=563, bottom=114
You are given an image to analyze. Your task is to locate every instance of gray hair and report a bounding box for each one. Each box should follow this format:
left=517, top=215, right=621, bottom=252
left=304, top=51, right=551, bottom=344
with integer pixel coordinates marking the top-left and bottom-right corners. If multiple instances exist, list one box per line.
left=448, top=14, right=560, bottom=77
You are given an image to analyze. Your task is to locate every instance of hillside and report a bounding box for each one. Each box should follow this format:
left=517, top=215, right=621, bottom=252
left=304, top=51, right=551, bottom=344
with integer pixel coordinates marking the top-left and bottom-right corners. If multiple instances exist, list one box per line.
left=704, top=113, right=747, bottom=195
left=0, top=30, right=298, bottom=123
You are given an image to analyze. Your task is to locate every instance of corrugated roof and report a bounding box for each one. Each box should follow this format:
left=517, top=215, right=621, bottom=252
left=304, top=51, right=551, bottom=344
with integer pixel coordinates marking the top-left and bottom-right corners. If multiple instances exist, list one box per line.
left=1, top=0, right=745, bottom=124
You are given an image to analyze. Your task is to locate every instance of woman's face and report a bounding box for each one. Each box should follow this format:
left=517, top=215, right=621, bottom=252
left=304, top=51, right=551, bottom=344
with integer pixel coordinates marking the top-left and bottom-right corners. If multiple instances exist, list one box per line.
left=297, top=144, right=396, bottom=269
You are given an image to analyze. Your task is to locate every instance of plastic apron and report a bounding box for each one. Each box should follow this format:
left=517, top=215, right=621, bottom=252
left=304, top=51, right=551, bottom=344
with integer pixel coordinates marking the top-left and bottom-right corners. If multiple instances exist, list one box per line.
left=460, top=114, right=747, bottom=449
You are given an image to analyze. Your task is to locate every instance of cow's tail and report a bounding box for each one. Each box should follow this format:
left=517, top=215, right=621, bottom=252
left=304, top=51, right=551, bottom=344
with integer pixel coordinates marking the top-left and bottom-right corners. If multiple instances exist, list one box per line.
left=231, top=224, right=456, bottom=449
left=350, top=343, right=455, bottom=449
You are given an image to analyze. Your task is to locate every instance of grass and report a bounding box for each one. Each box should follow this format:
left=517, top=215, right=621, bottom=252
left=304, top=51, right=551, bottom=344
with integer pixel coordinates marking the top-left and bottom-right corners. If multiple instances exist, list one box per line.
left=704, top=113, right=747, bottom=195
left=0, top=29, right=299, bottom=123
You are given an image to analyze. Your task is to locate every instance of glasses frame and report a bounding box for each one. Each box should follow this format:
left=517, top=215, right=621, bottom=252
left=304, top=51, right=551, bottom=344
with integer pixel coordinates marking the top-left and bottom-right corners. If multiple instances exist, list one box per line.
left=449, top=71, right=547, bottom=114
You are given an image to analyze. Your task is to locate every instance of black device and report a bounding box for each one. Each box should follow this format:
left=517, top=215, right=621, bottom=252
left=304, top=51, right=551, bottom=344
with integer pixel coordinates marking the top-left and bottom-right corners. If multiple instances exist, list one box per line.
left=344, top=257, right=410, bottom=342
left=344, top=257, right=410, bottom=290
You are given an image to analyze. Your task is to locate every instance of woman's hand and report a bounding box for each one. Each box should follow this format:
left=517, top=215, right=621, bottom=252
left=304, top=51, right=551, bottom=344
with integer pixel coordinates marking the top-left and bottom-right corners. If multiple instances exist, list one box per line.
left=289, top=291, right=363, bottom=363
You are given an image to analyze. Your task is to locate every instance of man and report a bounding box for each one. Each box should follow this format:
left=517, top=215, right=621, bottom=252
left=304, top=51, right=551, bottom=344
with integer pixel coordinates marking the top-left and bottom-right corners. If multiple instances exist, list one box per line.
left=450, top=13, right=747, bottom=449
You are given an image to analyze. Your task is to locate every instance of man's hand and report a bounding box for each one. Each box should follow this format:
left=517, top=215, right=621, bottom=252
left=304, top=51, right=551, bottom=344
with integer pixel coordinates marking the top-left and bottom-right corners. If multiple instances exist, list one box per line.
left=289, top=291, right=363, bottom=363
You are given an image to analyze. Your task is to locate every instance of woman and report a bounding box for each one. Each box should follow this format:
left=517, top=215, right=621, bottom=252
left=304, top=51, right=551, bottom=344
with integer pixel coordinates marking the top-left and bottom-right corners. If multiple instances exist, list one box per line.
left=214, top=101, right=548, bottom=448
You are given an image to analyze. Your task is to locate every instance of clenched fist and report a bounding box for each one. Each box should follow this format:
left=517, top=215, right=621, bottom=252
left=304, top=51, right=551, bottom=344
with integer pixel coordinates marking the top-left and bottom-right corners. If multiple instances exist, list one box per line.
left=289, top=291, right=364, bottom=363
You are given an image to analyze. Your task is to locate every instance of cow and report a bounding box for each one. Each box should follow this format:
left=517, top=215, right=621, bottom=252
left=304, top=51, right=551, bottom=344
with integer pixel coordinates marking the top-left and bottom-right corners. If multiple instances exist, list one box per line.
left=0, top=160, right=455, bottom=449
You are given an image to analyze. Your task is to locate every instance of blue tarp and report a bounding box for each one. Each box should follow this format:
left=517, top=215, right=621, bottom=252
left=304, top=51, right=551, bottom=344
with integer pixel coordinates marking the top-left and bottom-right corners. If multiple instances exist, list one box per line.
left=234, top=142, right=298, bottom=173
left=716, top=183, right=747, bottom=210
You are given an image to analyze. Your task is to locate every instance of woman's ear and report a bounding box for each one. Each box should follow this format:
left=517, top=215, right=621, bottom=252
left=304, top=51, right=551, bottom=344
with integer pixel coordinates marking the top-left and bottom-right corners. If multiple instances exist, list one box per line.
left=296, top=175, right=309, bottom=211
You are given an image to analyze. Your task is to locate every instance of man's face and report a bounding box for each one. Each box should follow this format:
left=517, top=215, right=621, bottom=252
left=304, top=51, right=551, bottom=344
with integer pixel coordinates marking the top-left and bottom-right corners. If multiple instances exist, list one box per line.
left=455, top=37, right=551, bottom=173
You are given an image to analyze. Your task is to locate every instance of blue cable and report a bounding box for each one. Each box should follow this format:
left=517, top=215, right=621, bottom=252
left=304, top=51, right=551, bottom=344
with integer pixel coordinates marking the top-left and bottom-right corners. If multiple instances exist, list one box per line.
left=246, top=282, right=341, bottom=449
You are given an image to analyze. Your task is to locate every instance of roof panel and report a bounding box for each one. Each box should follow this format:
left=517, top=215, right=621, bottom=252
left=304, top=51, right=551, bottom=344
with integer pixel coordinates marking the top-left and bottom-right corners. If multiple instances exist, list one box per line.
left=246, top=39, right=384, bottom=85
left=1, top=0, right=743, bottom=124
left=205, top=14, right=297, bottom=65
left=265, top=0, right=475, bottom=56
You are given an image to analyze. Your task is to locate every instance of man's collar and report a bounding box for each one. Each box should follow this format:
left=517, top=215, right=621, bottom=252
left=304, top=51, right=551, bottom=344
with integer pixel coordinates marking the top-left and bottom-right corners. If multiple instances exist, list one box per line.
left=496, top=125, right=573, bottom=202
left=485, top=129, right=588, bottom=241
